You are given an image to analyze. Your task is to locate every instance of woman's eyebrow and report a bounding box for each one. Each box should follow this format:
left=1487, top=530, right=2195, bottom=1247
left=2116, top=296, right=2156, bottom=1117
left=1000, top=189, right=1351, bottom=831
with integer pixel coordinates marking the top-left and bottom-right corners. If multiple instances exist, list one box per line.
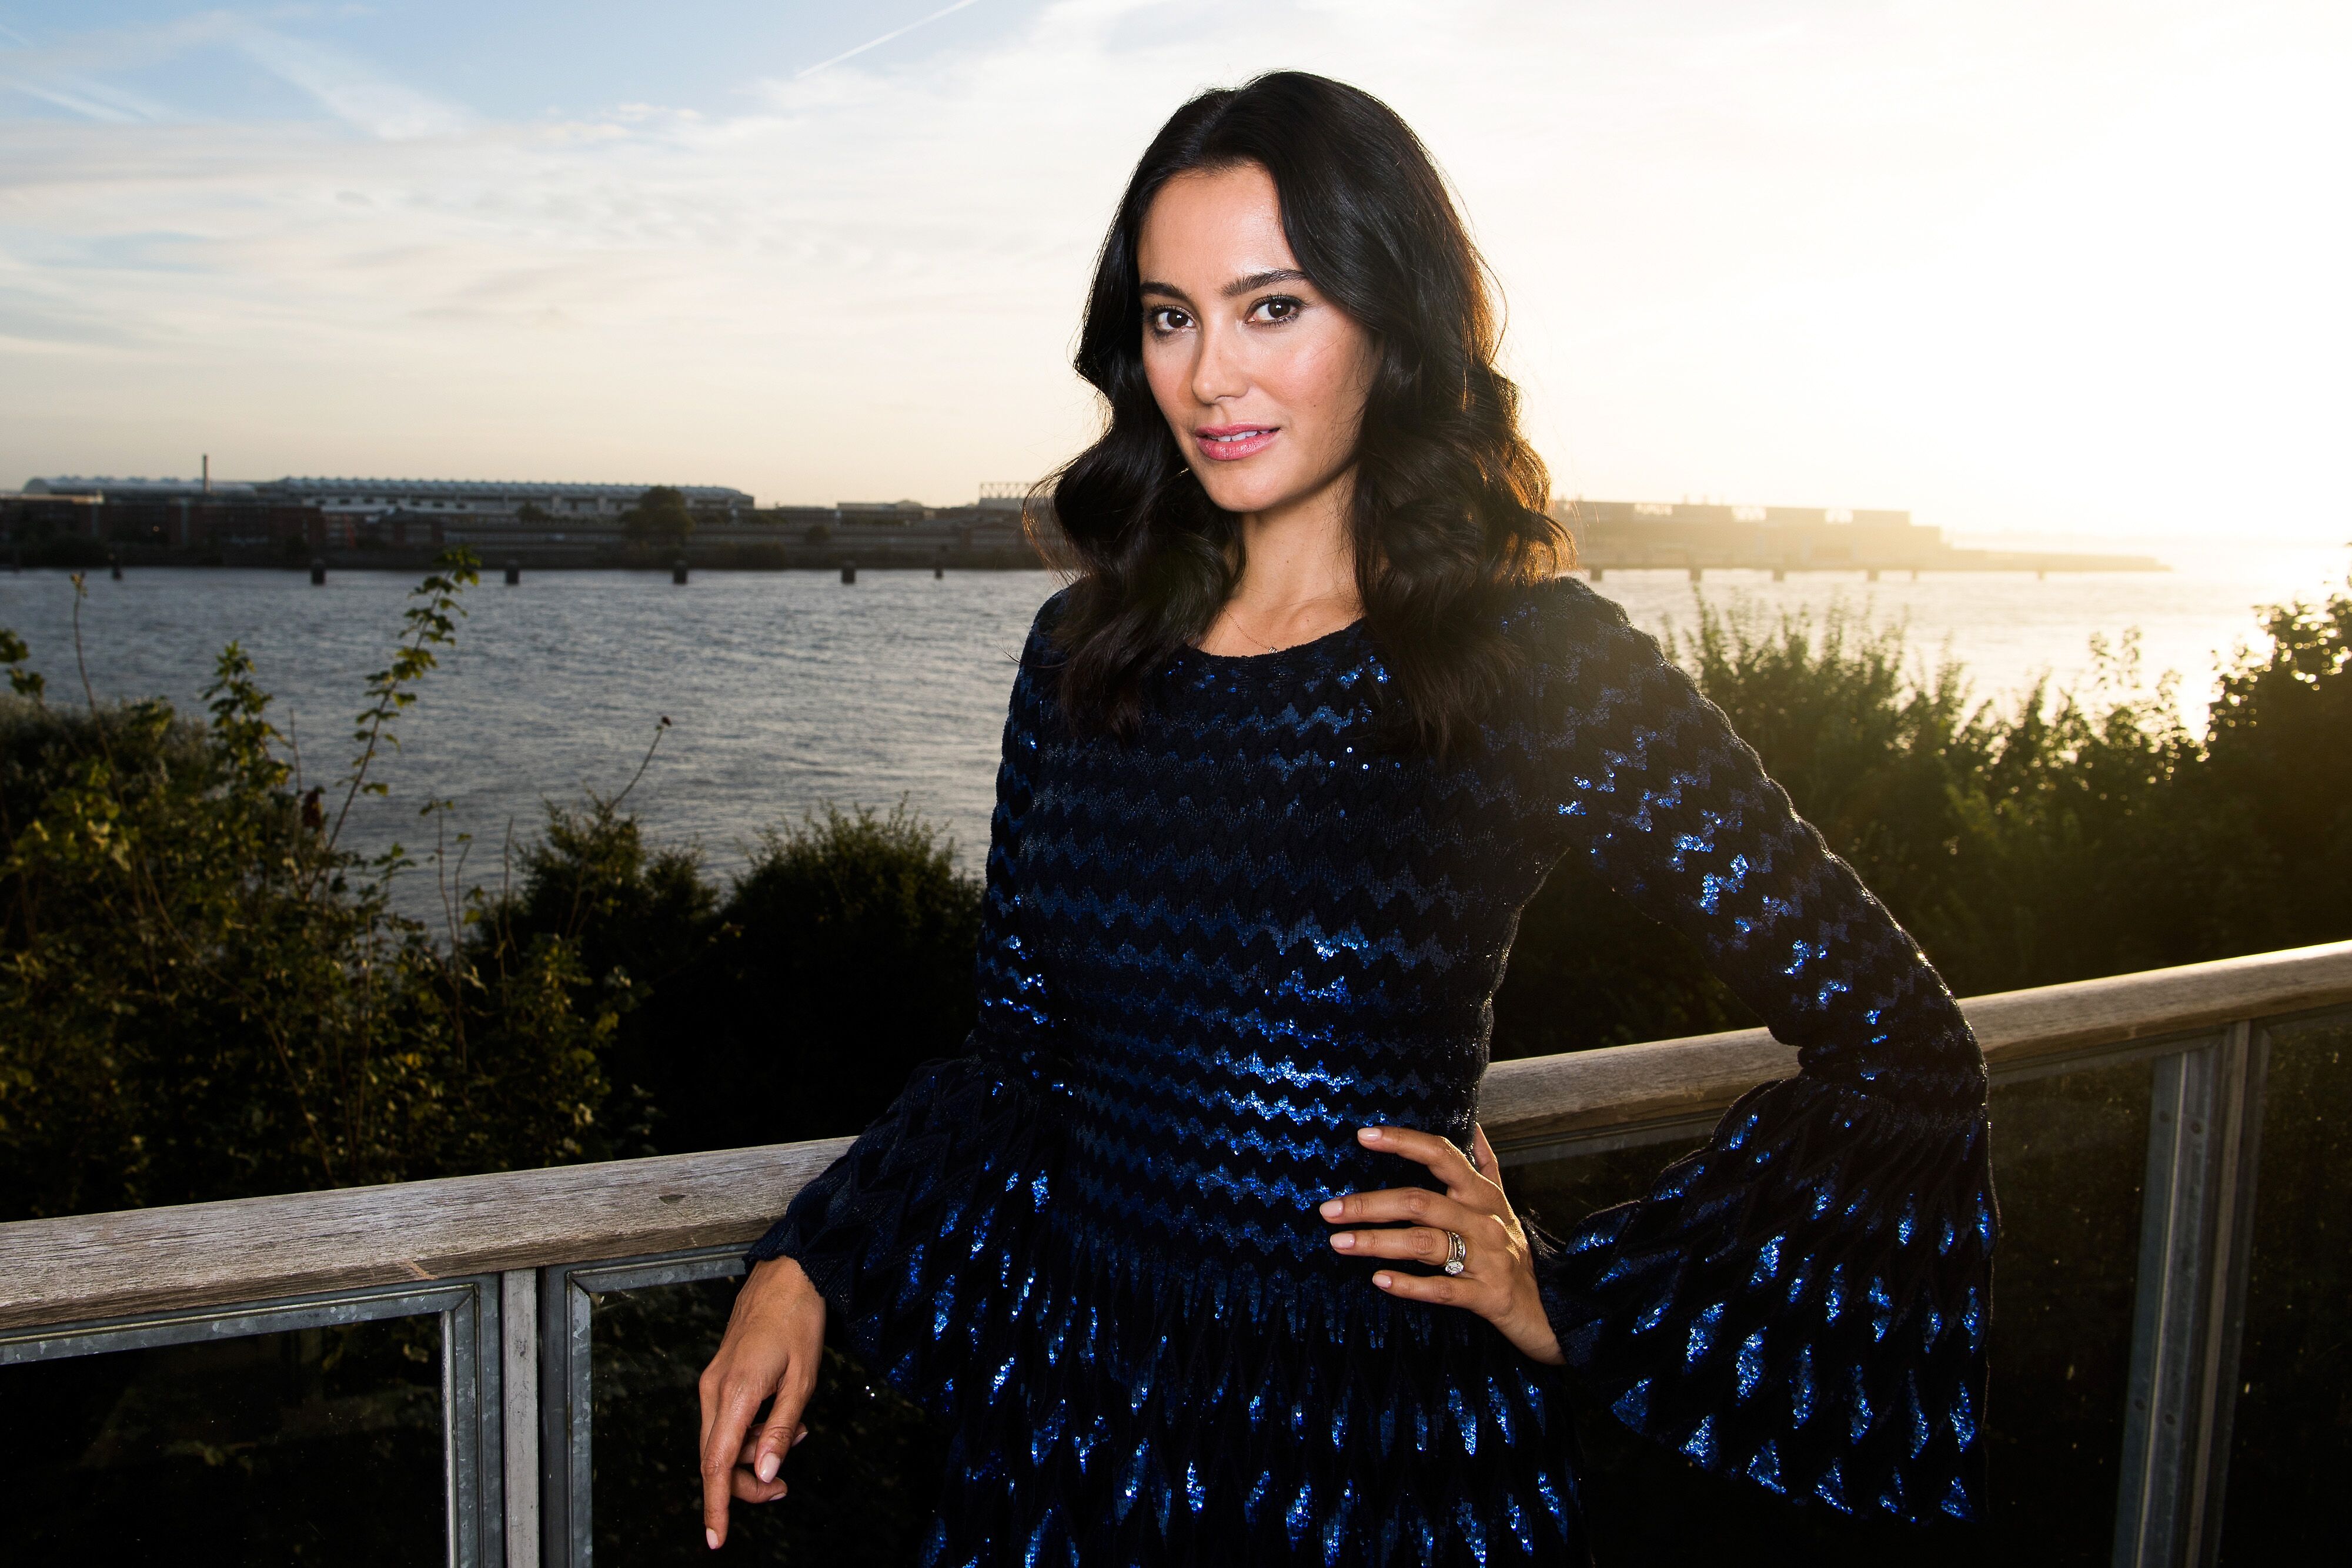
left=1138, top=268, right=1311, bottom=304
left=1222, top=268, right=1309, bottom=298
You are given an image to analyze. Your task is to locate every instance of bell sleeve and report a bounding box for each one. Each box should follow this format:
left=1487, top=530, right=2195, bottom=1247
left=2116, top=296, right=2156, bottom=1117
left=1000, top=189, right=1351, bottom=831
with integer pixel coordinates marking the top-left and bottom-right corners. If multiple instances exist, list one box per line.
left=1512, top=579, right=1997, bottom=1526
left=743, top=597, right=1073, bottom=1412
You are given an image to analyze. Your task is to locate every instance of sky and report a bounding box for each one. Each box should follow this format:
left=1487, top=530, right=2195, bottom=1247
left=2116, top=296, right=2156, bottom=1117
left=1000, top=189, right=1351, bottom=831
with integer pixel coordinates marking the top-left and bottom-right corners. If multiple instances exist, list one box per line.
left=1, top=1, right=2347, bottom=546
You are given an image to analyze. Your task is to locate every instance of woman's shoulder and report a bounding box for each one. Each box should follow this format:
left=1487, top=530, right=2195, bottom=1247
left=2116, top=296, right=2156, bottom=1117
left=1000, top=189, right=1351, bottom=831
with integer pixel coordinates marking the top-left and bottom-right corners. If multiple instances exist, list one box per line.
left=1498, top=573, right=1665, bottom=681
left=1017, top=583, right=1080, bottom=666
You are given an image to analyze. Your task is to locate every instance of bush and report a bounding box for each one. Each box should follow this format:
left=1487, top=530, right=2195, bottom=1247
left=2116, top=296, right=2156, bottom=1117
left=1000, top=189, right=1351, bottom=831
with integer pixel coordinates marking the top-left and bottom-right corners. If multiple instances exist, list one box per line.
left=0, top=559, right=617, bottom=1221
left=1492, top=571, right=2352, bottom=1058
left=477, top=799, right=985, bottom=1154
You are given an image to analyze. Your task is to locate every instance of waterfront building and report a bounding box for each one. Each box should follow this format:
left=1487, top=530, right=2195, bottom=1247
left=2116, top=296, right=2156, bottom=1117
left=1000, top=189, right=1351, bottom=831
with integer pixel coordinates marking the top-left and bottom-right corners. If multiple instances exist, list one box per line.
left=1552, top=498, right=2163, bottom=574
left=260, top=477, right=754, bottom=530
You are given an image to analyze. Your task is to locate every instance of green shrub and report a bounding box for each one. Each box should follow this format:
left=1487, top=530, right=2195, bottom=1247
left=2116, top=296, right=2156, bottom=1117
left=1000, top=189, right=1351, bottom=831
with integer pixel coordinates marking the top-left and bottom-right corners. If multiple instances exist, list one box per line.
left=0, top=559, right=616, bottom=1221
left=1492, top=570, right=2352, bottom=1058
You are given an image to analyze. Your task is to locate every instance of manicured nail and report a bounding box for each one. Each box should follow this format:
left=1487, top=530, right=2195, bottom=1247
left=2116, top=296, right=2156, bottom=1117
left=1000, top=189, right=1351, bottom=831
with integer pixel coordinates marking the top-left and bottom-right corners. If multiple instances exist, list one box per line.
left=793, top=1426, right=809, bottom=1446
left=757, top=1452, right=779, bottom=1482
left=707, top=1528, right=720, bottom=1550
left=1358, top=1127, right=1380, bottom=1143
left=1374, top=1272, right=1393, bottom=1288
left=1331, top=1232, right=1355, bottom=1250
left=1319, top=1199, right=1342, bottom=1218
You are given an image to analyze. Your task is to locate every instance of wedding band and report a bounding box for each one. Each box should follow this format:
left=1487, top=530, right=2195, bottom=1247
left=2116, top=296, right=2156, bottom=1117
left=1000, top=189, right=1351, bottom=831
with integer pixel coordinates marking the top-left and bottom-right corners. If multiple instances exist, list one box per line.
left=1442, top=1229, right=1467, bottom=1275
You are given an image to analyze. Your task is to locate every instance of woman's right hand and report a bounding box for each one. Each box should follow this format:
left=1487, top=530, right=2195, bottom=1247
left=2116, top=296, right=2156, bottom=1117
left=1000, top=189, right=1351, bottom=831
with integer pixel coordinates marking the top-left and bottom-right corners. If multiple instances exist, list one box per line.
left=697, top=1255, right=827, bottom=1549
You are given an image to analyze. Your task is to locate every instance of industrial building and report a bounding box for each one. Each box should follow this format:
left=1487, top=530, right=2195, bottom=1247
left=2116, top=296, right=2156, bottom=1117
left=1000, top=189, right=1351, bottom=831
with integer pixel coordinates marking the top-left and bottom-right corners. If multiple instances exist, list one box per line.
left=1553, top=499, right=2164, bottom=576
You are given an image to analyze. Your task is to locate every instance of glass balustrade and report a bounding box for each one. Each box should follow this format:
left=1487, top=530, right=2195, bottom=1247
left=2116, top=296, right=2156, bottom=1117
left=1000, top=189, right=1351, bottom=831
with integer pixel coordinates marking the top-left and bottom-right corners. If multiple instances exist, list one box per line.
left=0, top=1315, right=446, bottom=1566
left=2216, top=1008, right=2352, bottom=1563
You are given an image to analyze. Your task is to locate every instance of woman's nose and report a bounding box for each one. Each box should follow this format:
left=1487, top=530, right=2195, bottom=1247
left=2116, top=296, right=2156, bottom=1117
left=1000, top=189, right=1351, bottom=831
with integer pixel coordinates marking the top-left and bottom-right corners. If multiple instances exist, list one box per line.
left=1190, top=322, right=1250, bottom=404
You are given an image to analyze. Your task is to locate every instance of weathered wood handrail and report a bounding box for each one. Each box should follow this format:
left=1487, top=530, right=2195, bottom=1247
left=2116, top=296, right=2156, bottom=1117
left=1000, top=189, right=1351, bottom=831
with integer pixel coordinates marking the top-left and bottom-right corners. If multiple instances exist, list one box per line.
left=4, top=940, right=2348, bottom=1335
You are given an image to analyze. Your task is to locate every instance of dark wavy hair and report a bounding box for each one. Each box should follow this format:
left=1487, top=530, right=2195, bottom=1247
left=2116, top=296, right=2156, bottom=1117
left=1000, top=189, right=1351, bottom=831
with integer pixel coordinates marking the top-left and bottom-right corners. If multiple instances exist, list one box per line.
left=1035, top=71, right=1568, bottom=755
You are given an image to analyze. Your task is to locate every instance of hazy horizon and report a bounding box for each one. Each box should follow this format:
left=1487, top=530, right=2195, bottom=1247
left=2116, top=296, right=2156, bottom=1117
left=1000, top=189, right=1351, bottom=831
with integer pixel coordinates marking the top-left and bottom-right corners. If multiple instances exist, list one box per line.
left=5, top=1, right=2348, bottom=547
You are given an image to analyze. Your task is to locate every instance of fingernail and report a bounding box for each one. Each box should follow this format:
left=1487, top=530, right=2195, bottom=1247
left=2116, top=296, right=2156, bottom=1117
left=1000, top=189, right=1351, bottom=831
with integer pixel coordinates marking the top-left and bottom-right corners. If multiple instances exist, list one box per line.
left=1319, top=1199, right=1342, bottom=1218
left=793, top=1426, right=809, bottom=1446
left=707, top=1529, right=720, bottom=1550
left=1374, top=1272, right=1393, bottom=1288
left=1358, top=1127, right=1379, bottom=1143
left=756, top=1452, right=779, bottom=1483
left=1331, top=1232, right=1354, bottom=1250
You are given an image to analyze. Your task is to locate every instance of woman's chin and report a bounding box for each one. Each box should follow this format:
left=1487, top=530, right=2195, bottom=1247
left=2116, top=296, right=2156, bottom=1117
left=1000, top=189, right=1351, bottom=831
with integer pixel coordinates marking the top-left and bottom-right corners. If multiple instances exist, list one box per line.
left=1194, top=469, right=1320, bottom=519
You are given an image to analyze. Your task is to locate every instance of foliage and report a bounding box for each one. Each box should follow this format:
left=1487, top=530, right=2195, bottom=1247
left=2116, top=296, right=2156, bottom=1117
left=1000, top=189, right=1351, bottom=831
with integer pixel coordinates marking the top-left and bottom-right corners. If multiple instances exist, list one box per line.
left=1489, top=572, right=2352, bottom=1057
left=622, top=485, right=696, bottom=550
left=475, top=798, right=984, bottom=1154
left=2201, top=579, right=2352, bottom=948
left=0, top=555, right=617, bottom=1222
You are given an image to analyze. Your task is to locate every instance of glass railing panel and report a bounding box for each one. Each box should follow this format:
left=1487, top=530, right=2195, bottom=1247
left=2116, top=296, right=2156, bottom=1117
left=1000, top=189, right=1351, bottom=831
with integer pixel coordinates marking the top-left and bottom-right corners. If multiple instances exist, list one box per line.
left=2217, top=1007, right=2352, bottom=1563
left=0, top=1316, right=445, bottom=1564
left=586, top=1272, right=947, bottom=1565
left=1500, top=1054, right=2155, bottom=1565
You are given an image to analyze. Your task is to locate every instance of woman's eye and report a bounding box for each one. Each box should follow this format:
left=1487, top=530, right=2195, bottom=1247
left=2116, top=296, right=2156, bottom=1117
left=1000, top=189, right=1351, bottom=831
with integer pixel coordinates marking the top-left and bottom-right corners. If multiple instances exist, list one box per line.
left=1252, top=296, right=1302, bottom=323
left=1147, top=307, right=1191, bottom=334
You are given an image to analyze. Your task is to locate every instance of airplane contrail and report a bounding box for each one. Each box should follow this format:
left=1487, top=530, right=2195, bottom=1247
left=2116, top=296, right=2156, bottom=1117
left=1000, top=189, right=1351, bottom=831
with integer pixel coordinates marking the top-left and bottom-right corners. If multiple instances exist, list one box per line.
left=794, top=0, right=988, bottom=80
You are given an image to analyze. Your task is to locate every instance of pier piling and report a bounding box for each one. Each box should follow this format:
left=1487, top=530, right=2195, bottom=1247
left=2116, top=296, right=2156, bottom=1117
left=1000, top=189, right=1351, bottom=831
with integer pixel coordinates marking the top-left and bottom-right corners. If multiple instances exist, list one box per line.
left=109, top=554, right=123, bottom=581
left=673, top=557, right=689, bottom=585
left=309, top=558, right=326, bottom=586
left=1772, top=567, right=1786, bottom=582
left=1866, top=569, right=1879, bottom=582
left=505, top=559, right=521, bottom=586
left=841, top=561, right=858, bottom=584
left=1589, top=567, right=1603, bottom=583
left=1688, top=566, right=1704, bottom=583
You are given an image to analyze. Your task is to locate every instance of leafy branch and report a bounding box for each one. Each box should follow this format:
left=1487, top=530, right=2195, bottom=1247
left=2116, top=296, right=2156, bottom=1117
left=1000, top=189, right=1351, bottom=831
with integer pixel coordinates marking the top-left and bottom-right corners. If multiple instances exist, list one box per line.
left=322, top=547, right=480, bottom=869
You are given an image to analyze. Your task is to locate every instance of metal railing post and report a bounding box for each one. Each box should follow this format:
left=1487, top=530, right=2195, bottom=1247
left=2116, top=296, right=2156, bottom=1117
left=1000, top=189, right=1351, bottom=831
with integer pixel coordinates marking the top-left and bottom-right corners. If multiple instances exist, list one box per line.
left=502, top=1269, right=541, bottom=1568
left=2183, top=1022, right=2268, bottom=1564
left=2112, top=1021, right=2268, bottom=1567
left=539, top=1264, right=593, bottom=1566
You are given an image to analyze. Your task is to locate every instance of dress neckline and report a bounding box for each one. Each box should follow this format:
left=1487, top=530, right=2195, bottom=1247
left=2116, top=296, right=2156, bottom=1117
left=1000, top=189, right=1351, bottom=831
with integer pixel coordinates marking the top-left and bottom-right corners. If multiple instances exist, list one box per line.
left=1181, top=616, right=1367, bottom=670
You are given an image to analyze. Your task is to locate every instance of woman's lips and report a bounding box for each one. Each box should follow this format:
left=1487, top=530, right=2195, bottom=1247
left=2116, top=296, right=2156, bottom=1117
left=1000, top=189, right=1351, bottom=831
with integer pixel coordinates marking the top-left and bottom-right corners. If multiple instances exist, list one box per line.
left=1193, top=424, right=1279, bottom=462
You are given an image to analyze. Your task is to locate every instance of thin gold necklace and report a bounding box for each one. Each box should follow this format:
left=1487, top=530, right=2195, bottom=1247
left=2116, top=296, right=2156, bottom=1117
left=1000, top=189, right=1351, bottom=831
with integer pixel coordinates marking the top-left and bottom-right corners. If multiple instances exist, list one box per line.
left=1223, top=603, right=1285, bottom=653
left=1220, top=597, right=1355, bottom=654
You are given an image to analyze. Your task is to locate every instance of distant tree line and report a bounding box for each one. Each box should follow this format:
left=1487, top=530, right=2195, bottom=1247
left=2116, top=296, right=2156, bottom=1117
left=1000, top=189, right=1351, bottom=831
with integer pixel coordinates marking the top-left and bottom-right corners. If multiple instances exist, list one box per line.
left=1, top=553, right=2347, bottom=1220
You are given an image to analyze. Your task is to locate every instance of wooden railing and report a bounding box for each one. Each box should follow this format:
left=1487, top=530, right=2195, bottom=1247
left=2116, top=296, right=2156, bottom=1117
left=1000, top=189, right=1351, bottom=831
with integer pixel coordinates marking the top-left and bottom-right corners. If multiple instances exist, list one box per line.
left=5, top=940, right=2350, bottom=1567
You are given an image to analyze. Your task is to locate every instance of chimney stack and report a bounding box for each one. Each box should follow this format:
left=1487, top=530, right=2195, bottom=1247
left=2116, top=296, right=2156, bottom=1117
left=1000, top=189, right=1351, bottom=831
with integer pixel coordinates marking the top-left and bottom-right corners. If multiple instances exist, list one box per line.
left=202, top=454, right=211, bottom=495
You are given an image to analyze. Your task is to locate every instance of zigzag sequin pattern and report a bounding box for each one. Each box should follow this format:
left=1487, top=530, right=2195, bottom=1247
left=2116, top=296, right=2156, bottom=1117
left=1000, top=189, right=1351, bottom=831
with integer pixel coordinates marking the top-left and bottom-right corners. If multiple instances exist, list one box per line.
left=751, top=576, right=1996, bottom=1563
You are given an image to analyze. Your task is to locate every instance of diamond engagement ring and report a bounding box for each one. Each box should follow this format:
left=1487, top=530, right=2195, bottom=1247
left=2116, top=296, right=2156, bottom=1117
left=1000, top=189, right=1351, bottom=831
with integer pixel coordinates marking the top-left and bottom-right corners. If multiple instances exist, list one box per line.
left=1442, top=1229, right=1467, bottom=1275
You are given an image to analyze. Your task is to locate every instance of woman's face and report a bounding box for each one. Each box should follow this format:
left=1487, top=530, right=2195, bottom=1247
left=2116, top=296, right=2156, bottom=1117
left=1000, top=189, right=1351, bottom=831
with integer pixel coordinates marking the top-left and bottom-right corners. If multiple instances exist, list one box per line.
left=1135, top=161, right=1377, bottom=522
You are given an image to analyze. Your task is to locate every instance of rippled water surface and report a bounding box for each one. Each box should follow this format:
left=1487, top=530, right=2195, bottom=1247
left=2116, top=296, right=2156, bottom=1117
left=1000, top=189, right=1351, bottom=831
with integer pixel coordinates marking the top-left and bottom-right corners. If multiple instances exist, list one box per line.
left=1, top=549, right=2341, bottom=890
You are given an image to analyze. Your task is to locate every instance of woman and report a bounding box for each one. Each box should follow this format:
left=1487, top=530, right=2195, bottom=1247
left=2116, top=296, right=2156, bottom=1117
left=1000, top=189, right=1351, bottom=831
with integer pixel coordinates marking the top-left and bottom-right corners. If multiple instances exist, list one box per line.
left=699, top=72, right=1994, bottom=1564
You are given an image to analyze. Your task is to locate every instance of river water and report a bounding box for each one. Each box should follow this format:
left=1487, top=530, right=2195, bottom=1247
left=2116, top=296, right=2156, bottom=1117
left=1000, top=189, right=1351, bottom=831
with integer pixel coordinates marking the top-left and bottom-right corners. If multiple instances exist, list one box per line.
left=1, top=547, right=2342, bottom=900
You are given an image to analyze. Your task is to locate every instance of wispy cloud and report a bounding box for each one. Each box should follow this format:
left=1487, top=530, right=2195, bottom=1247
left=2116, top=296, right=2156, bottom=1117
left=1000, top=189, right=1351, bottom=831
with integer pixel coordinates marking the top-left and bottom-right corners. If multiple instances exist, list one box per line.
left=236, top=25, right=469, bottom=139
left=793, top=0, right=989, bottom=80
left=0, top=9, right=241, bottom=122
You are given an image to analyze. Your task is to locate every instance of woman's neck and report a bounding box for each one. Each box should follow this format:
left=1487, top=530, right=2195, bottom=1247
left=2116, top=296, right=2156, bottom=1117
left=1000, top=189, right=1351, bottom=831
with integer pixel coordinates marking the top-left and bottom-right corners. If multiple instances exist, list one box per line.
left=1195, top=470, right=1362, bottom=656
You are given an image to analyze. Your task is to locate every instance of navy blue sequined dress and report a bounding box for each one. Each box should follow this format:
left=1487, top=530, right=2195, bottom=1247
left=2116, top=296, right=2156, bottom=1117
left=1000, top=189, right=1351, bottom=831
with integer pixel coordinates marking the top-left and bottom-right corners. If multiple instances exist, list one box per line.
left=747, top=576, right=1995, bottom=1564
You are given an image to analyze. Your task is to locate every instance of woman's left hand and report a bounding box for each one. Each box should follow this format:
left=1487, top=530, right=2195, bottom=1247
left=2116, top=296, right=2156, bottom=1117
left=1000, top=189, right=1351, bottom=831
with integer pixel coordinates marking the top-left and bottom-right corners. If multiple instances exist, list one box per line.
left=1320, top=1122, right=1565, bottom=1366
